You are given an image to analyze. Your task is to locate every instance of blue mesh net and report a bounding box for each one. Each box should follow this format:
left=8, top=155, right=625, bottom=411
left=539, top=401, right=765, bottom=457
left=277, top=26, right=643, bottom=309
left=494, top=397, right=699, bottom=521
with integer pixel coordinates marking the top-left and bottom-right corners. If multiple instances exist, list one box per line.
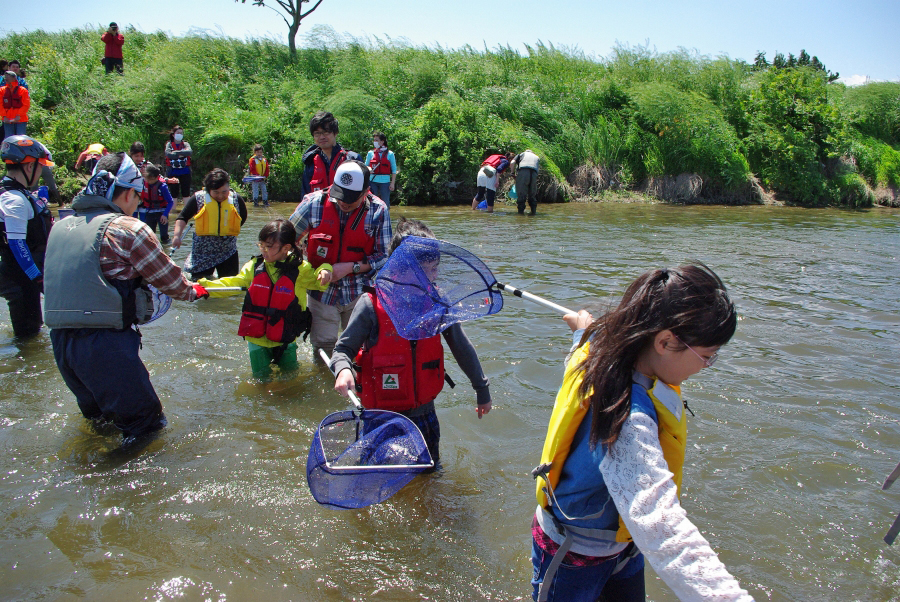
left=375, top=236, right=503, bottom=340
left=306, top=409, right=434, bottom=509
left=147, top=284, right=172, bottom=324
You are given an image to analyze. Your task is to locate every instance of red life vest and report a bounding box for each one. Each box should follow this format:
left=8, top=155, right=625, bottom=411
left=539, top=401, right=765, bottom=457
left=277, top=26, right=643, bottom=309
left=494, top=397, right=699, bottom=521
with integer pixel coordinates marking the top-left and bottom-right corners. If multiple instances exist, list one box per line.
left=309, top=149, right=348, bottom=192
left=306, top=191, right=375, bottom=269
left=482, top=154, right=505, bottom=168
left=368, top=148, right=392, bottom=176
left=356, top=292, right=445, bottom=412
left=140, top=178, right=168, bottom=210
left=2, top=85, right=23, bottom=109
left=237, top=257, right=309, bottom=343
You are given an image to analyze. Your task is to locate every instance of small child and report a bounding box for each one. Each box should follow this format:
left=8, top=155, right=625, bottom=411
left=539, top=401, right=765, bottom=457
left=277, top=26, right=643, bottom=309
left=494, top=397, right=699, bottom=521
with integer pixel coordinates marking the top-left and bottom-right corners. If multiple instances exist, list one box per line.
left=248, top=144, right=270, bottom=207
left=138, top=162, right=174, bottom=244
left=530, top=264, right=750, bottom=601
left=328, top=217, right=492, bottom=466
left=199, top=219, right=332, bottom=379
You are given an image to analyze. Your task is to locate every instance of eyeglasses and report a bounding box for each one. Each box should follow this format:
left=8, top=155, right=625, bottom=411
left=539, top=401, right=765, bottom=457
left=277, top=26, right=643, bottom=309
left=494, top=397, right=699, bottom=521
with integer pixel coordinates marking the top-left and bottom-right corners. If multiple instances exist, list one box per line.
left=257, top=242, right=280, bottom=252
left=673, top=335, right=718, bottom=368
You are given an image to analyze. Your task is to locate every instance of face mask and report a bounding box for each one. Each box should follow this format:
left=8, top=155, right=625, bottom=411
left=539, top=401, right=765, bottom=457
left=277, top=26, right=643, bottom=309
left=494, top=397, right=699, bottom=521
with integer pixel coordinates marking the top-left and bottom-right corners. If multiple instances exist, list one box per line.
left=373, top=141, right=381, bottom=149
left=174, top=133, right=184, bottom=142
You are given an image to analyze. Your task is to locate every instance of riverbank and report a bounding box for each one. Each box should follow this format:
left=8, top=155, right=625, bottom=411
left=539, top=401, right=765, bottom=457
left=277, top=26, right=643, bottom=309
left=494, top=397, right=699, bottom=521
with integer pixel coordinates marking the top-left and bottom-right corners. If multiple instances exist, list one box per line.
left=2, top=27, right=898, bottom=208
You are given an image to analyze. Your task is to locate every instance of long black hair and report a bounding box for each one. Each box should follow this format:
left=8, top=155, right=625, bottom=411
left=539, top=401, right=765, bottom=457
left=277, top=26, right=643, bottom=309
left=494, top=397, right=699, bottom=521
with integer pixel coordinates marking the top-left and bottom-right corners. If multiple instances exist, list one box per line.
left=579, top=263, right=737, bottom=447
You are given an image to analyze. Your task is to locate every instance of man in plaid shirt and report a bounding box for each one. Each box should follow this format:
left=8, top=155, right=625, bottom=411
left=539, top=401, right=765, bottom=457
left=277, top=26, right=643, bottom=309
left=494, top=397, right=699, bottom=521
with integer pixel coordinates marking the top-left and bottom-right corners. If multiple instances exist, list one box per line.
left=44, top=152, right=207, bottom=444
left=289, top=160, right=391, bottom=360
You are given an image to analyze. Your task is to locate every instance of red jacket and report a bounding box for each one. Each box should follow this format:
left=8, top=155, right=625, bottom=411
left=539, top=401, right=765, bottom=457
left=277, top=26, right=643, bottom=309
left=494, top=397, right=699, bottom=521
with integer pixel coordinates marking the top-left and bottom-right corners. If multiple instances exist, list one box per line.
left=0, top=83, right=29, bottom=123
left=101, top=32, right=125, bottom=59
left=356, top=292, right=445, bottom=412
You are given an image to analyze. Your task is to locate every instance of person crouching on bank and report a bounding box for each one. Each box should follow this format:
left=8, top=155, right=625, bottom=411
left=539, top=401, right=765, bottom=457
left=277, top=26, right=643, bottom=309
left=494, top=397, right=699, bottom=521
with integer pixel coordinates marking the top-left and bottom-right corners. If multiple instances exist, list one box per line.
left=43, top=152, right=208, bottom=444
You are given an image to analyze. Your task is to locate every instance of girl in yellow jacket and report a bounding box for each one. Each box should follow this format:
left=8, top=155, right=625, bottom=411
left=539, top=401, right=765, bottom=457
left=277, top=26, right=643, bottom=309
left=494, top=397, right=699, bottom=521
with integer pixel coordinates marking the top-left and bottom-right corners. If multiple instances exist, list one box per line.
left=531, top=264, right=753, bottom=602
left=199, top=219, right=332, bottom=379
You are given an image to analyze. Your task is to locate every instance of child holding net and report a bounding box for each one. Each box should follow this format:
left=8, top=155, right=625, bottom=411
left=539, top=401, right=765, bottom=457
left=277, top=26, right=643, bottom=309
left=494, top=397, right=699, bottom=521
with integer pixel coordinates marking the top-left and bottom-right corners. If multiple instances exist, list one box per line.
left=327, top=217, right=492, bottom=467
left=530, top=264, right=752, bottom=601
left=199, top=218, right=332, bottom=379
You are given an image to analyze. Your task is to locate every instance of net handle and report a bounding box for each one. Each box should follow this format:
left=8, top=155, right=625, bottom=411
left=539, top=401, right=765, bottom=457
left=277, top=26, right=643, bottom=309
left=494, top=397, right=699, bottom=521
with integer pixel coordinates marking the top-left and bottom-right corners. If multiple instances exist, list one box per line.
left=495, top=282, right=575, bottom=315
left=318, top=349, right=364, bottom=411
left=209, top=287, right=246, bottom=292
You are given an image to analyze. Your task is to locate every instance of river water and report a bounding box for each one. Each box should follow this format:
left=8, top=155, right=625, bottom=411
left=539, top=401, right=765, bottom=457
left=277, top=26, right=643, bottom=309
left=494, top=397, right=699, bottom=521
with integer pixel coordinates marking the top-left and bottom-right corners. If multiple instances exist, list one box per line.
left=1, top=202, right=898, bottom=601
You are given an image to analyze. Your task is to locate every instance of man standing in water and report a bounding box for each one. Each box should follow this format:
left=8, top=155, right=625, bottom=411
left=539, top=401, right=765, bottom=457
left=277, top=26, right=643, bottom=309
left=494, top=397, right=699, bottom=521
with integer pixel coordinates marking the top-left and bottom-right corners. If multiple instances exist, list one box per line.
left=43, top=152, right=206, bottom=443
left=289, top=160, right=391, bottom=360
left=0, top=136, right=54, bottom=337
left=301, top=112, right=358, bottom=196
left=512, top=149, right=540, bottom=215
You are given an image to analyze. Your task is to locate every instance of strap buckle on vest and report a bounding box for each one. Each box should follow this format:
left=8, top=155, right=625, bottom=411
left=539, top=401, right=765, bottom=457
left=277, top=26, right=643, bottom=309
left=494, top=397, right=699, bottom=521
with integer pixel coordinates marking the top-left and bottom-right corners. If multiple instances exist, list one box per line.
left=532, top=461, right=612, bottom=522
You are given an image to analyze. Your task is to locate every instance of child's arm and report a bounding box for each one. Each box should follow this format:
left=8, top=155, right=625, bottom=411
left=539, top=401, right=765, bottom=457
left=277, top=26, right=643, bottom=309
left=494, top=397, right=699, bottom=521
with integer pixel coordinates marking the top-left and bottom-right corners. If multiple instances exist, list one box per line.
left=331, top=295, right=377, bottom=398
left=601, top=417, right=753, bottom=601
left=294, top=261, right=332, bottom=296
left=197, top=260, right=255, bottom=297
left=159, top=181, right=175, bottom=222
left=441, top=323, right=492, bottom=418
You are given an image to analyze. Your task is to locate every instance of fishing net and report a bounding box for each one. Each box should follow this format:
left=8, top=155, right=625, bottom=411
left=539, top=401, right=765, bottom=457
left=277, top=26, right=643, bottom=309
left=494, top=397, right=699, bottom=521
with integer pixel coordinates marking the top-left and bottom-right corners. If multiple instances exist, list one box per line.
left=147, top=284, right=172, bottom=324
left=306, top=409, right=434, bottom=509
left=375, top=236, right=503, bottom=340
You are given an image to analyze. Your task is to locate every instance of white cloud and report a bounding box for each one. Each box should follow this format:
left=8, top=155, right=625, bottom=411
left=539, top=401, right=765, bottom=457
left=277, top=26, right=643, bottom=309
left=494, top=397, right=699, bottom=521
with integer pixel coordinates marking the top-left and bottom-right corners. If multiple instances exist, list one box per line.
left=838, top=74, right=870, bottom=86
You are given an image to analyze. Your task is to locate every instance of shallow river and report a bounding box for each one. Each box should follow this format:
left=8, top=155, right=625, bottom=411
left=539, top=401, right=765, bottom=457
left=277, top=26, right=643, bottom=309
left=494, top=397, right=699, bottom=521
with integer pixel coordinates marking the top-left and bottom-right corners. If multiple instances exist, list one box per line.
left=1, top=202, right=899, bottom=601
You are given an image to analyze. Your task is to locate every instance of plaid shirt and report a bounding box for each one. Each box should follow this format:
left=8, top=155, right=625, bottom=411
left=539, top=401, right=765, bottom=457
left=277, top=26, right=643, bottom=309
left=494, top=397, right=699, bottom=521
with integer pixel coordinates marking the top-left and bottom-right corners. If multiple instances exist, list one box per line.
left=289, top=189, right=391, bottom=306
left=100, top=215, right=196, bottom=301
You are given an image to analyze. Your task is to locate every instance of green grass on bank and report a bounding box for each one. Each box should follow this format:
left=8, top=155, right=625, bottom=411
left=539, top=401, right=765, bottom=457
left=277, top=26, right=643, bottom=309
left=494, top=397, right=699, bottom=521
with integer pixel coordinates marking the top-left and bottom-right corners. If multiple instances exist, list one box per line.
left=2, top=26, right=899, bottom=206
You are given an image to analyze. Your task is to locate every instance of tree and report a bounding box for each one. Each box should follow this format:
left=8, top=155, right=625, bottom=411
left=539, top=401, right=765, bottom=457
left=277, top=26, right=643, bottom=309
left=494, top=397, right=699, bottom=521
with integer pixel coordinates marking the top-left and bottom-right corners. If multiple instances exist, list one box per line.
left=236, top=0, right=324, bottom=60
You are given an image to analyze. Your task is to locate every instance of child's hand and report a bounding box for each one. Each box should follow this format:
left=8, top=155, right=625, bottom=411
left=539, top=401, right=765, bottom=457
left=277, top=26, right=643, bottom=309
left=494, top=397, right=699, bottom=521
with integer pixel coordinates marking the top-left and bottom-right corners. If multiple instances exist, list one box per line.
left=477, top=401, right=492, bottom=419
left=563, top=310, right=593, bottom=332
left=317, top=269, right=332, bottom=285
left=159, top=215, right=168, bottom=225
left=334, top=368, right=356, bottom=397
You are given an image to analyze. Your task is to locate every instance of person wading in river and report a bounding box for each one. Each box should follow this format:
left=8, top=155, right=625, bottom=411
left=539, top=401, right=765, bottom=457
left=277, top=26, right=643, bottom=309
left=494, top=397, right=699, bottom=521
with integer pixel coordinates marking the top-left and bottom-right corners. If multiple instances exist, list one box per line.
left=43, top=152, right=208, bottom=444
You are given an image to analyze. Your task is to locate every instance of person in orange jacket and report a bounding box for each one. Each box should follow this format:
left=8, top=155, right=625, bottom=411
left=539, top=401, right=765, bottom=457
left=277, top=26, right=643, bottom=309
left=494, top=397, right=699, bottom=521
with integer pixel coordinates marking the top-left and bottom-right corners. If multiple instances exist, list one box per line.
left=1, top=71, right=30, bottom=142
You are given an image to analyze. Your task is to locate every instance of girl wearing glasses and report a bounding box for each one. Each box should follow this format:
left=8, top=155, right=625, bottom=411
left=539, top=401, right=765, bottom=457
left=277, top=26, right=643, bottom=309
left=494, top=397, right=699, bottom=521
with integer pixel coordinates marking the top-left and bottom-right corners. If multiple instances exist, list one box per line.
left=530, top=264, right=752, bottom=601
left=198, top=219, right=332, bottom=379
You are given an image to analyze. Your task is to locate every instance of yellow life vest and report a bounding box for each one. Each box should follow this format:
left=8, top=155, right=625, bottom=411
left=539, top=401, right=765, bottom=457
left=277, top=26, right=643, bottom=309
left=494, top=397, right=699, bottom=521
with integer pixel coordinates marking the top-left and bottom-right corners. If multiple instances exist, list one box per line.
left=194, top=191, right=242, bottom=237
left=535, top=342, right=688, bottom=542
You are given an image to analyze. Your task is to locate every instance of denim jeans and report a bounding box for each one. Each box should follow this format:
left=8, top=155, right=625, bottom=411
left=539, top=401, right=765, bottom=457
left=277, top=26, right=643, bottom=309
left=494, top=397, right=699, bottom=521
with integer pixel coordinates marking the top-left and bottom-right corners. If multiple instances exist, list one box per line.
left=2, top=122, right=26, bottom=142
left=139, top=211, right=170, bottom=243
left=531, top=537, right=645, bottom=602
left=251, top=180, right=268, bottom=203
left=370, top=181, right=391, bottom=207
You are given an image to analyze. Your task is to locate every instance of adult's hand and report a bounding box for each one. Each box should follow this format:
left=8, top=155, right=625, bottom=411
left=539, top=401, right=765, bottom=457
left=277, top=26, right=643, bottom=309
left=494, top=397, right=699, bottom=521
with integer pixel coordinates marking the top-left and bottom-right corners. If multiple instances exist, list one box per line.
left=334, top=368, right=356, bottom=397
left=192, top=284, right=209, bottom=300
left=171, top=235, right=182, bottom=250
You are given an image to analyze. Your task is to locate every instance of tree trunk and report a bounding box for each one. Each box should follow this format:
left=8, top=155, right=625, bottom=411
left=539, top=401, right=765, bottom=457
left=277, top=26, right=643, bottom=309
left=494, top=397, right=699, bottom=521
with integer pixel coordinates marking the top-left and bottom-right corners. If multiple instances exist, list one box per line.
left=288, top=22, right=300, bottom=61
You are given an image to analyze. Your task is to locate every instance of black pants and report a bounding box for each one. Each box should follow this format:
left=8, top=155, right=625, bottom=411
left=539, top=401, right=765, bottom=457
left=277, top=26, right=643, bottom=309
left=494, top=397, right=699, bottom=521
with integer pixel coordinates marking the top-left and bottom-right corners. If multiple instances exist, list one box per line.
left=104, top=57, right=123, bottom=74
left=189, top=250, right=240, bottom=280
left=0, top=262, right=42, bottom=337
left=140, top=211, right=170, bottom=243
left=51, top=328, right=166, bottom=440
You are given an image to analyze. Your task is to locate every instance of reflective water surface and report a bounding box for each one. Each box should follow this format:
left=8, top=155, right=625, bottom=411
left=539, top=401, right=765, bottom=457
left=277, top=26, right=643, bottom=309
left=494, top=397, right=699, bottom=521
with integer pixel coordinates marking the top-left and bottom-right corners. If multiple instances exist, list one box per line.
left=1, top=202, right=898, bottom=601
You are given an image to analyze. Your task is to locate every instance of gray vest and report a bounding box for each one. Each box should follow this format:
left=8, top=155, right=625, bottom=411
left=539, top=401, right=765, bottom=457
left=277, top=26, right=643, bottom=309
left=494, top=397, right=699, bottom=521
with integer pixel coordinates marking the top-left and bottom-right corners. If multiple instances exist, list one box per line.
left=43, top=194, right=151, bottom=329
left=518, top=150, right=540, bottom=171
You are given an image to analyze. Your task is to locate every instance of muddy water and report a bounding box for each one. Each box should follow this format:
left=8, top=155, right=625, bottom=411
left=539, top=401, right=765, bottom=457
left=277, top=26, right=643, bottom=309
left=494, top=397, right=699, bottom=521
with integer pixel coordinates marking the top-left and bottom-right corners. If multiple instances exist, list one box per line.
left=1, top=202, right=898, bottom=601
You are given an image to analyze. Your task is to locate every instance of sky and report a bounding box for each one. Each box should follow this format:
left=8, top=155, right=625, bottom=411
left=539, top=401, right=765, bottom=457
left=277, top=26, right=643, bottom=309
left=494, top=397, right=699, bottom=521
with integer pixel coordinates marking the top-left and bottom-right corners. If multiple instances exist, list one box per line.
left=3, top=0, right=899, bottom=84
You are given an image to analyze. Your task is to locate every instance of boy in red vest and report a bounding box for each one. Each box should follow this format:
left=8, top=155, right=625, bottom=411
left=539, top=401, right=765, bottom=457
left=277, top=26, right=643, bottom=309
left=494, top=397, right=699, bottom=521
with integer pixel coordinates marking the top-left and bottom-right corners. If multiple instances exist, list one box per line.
left=247, top=144, right=270, bottom=207
left=327, top=217, right=492, bottom=466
